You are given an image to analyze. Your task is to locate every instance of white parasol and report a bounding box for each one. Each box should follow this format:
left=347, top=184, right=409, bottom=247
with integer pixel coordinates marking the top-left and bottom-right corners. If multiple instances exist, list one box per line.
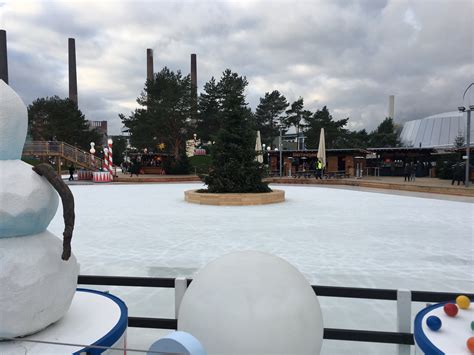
left=255, top=130, right=263, bottom=163
left=317, top=128, right=326, bottom=168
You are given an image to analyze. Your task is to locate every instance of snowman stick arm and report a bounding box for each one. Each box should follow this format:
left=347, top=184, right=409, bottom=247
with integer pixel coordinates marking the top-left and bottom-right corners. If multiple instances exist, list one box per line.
left=32, top=163, right=75, bottom=261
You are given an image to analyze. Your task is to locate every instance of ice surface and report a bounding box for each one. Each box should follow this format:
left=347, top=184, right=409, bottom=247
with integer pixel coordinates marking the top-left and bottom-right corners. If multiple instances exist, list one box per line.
left=48, top=183, right=473, bottom=354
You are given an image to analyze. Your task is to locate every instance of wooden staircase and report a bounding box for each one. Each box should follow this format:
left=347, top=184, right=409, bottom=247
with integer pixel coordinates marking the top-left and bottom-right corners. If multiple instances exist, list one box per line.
left=22, top=141, right=104, bottom=174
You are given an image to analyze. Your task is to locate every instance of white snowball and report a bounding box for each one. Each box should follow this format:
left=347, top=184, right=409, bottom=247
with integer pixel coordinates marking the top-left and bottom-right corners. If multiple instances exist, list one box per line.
left=0, top=230, right=79, bottom=337
left=178, top=251, right=324, bottom=355
left=0, top=160, right=59, bottom=238
left=0, top=80, right=28, bottom=160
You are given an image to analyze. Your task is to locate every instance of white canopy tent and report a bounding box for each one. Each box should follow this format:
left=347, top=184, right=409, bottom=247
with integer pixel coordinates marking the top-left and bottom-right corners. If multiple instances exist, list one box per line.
left=317, top=128, right=326, bottom=168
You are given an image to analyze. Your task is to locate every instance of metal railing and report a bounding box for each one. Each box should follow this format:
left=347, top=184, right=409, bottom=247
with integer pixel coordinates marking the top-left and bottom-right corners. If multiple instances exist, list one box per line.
left=22, top=141, right=104, bottom=171
left=366, top=167, right=381, bottom=177
left=77, top=274, right=474, bottom=350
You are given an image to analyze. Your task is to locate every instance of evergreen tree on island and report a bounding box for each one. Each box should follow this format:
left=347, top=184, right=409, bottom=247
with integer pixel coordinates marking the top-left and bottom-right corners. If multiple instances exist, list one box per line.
left=203, top=70, right=271, bottom=193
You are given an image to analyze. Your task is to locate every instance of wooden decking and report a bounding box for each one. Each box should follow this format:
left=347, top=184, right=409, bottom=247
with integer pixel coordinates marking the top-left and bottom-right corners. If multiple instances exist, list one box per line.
left=22, top=141, right=103, bottom=173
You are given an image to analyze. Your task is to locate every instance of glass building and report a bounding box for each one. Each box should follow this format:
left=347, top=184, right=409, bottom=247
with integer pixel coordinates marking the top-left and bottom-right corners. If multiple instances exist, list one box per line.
left=400, top=111, right=474, bottom=148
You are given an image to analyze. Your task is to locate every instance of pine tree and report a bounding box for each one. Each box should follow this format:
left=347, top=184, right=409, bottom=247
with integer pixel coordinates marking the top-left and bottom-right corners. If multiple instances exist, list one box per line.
left=121, top=67, right=192, bottom=160
left=454, top=131, right=465, bottom=148
left=283, top=98, right=303, bottom=148
left=305, top=106, right=349, bottom=149
left=203, top=70, right=271, bottom=193
left=255, top=90, right=289, bottom=147
left=368, top=117, right=400, bottom=148
left=28, top=96, right=101, bottom=150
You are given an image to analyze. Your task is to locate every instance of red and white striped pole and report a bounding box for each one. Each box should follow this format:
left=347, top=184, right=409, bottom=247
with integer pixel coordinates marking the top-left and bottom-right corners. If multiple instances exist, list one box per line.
left=103, top=147, right=109, bottom=172
left=107, top=138, right=114, bottom=177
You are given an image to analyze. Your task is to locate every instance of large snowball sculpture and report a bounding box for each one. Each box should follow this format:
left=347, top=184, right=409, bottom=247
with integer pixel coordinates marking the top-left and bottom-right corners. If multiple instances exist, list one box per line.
left=178, top=251, right=324, bottom=355
left=0, top=80, right=79, bottom=337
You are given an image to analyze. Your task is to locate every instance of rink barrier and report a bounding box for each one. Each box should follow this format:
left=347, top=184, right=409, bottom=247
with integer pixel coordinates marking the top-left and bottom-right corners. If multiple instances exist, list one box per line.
left=77, top=275, right=474, bottom=347
left=93, top=171, right=113, bottom=183
left=77, top=170, right=93, bottom=180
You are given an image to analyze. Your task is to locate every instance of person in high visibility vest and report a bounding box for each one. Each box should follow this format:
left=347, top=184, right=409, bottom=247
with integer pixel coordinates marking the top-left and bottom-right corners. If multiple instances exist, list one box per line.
left=316, top=159, right=323, bottom=179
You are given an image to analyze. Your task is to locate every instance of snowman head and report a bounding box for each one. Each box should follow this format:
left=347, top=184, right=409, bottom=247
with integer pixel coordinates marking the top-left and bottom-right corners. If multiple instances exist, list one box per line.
left=0, top=80, right=28, bottom=160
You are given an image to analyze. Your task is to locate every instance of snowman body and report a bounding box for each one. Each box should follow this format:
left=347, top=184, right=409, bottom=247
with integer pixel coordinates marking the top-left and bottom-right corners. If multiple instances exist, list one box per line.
left=0, top=80, right=79, bottom=337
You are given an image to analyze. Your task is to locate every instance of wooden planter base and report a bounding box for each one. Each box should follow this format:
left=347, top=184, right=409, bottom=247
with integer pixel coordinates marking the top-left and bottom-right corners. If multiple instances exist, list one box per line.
left=184, top=189, right=285, bottom=206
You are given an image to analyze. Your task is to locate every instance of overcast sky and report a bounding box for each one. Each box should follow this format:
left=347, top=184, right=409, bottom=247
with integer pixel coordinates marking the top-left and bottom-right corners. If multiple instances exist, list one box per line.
left=1, top=0, right=473, bottom=135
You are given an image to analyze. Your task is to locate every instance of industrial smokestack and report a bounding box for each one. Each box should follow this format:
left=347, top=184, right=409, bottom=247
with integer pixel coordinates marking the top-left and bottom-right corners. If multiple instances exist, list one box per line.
left=0, top=30, right=8, bottom=84
left=191, top=53, right=197, bottom=119
left=68, top=38, right=78, bottom=105
left=388, top=95, right=395, bottom=119
left=147, top=48, right=154, bottom=81
left=191, top=53, right=197, bottom=89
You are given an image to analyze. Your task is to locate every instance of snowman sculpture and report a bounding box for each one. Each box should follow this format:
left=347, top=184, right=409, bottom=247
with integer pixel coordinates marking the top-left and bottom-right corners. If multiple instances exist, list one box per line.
left=0, top=80, right=79, bottom=337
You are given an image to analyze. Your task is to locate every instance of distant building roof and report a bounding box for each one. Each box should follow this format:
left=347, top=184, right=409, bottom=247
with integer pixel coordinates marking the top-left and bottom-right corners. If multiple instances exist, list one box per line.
left=400, top=111, right=473, bottom=148
left=367, top=147, right=436, bottom=153
left=269, top=148, right=370, bottom=155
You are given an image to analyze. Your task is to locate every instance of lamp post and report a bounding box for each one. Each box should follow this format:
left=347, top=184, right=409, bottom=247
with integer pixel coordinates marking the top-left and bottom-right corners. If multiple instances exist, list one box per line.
left=458, top=82, right=474, bottom=187
left=266, top=145, right=271, bottom=175
left=458, top=105, right=472, bottom=187
left=89, top=142, right=95, bottom=168
left=126, top=144, right=131, bottom=162
left=278, top=125, right=283, bottom=177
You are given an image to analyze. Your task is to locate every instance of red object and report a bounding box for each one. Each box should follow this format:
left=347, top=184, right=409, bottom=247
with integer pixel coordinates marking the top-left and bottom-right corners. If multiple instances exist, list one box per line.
left=443, top=303, right=458, bottom=317
left=467, top=337, right=474, bottom=353
left=93, top=171, right=112, bottom=183
left=194, top=148, right=206, bottom=156
left=103, top=147, right=113, bottom=177
left=466, top=337, right=474, bottom=354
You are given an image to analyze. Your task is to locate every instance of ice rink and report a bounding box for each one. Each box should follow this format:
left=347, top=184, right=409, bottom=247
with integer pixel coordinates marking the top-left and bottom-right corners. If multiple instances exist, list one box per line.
left=49, top=183, right=473, bottom=354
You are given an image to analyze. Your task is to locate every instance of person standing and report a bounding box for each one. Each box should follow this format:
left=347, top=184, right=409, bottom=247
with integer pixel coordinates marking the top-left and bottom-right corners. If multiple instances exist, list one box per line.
left=403, top=162, right=410, bottom=182
left=410, top=162, right=416, bottom=182
left=452, top=162, right=465, bottom=186
left=316, top=159, right=323, bottom=179
left=130, top=160, right=140, bottom=177
left=68, top=164, right=75, bottom=181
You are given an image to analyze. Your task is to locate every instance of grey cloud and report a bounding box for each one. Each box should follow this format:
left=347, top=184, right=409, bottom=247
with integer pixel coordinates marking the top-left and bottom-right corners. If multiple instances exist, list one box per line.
left=3, top=0, right=473, bottom=134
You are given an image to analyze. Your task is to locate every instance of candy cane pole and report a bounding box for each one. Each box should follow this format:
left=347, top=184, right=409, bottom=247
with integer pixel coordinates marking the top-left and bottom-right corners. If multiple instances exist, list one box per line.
left=103, top=147, right=109, bottom=172
left=107, top=138, right=113, bottom=177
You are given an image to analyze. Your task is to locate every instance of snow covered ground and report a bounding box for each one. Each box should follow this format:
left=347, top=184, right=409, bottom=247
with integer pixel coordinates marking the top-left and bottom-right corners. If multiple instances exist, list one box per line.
left=48, top=183, right=473, bottom=354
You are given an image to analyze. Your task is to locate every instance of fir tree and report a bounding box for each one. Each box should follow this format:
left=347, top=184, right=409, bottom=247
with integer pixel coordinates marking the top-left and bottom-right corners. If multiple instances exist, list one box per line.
left=203, top=70, right=271, bottom=193
left=196, top=77, right=221, bottom=142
